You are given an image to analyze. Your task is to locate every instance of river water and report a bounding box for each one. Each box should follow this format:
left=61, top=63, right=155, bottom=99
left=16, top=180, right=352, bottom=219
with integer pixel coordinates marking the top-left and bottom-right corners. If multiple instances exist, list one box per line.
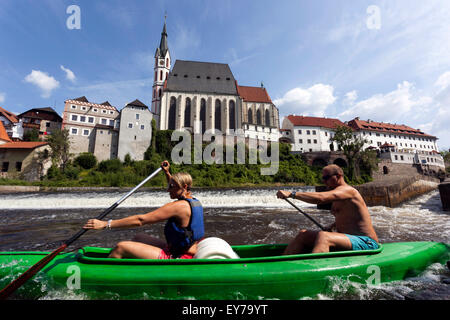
left=0, top=187, right=449, bottom=300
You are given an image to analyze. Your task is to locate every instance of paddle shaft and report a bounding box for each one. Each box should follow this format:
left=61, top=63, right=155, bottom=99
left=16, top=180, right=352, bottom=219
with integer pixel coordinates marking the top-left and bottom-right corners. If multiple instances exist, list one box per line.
left=0, top=166, right=164, bottom=300
left=284, top=198, right=326, bottom=231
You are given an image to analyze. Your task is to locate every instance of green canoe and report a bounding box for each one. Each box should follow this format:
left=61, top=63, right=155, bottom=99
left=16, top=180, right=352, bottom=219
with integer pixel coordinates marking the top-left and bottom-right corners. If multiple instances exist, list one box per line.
left=0, top=241, right=448, bottom=299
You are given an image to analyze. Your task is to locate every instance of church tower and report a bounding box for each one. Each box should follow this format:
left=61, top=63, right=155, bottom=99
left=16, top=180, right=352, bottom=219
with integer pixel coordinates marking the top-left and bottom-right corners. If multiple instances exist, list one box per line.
left=152, top=16, right=171, bottom=126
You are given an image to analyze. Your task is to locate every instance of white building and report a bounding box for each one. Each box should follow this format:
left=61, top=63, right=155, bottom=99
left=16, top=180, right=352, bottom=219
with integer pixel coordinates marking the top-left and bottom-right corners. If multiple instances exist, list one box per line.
left=152, top=19, right=280, bottom=142
left=281, top=115, right=346, bottom=153
left=348, top=118, right=444, bottom=168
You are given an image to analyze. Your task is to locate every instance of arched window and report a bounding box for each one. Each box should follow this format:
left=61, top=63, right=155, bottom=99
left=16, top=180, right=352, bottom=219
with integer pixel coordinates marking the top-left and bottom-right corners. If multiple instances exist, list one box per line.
left=168, top=97, right=176, bottom=130
left=158, top=89, right=162, bottom=98
left=248, top=108, right=253, bottom=124
left=153, top=89, right=156, bottom=98
left=229, top=100, right=235, bottom=130
left=215, top=99, right=222, bottom=132
left=265, top=109, right=270, bottom=127
left=184, top=98, right=191, bottom=128
left=160, top=70, right=163, bottom=81
left=154, top=71, right=157, bottom=81
left=256, top=109, right=262, bottom=125
left=166, top=58, right=169, bottom=67
left=200, top=98, right=206, bottom=134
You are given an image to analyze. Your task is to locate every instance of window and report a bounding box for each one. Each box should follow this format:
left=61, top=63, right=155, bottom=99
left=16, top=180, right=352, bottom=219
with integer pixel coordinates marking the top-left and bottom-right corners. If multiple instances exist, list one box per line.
left=1, top=162, right=9, bottom=172
left=307, top=139, right=311, bottom=144
left=102, top=110, right=107, bottom=114
left=46, top=122, right=50, bottom=128
left=93, top=108, right=98, bottom=113
left=325, top=132, right=328, bottom=136
left=313, top=139, right=317, bottom=144
left=81, top=106, right=86, bottom=111
left=80, top=116, right=86, bottom=122
left=298, top=130, right=302, bottom=134
left=299, top=139, right=303, bottom=143
left=71, top=105, right=77, bottom=109
left=400, top=155, right=404, bottom=160
left=109, top=120, right=114, bottom=126
left=128, top=123, right=133, bottom=129
left=312, top=130, right=316, bottom=135
left=101, top=119, right=107, bottom=125
left=306, top=130, right=311, bottom=135
left=140, top=125, right=145, bottom=130
left=88, top=117, right=94, bottom=123
left=83, top=129, right=90, bottom=136
left=15, top=162, right=22, bottom=172
left=71, top=115, right=78, bottom=121
left=71, top=128, right=78, bottom=135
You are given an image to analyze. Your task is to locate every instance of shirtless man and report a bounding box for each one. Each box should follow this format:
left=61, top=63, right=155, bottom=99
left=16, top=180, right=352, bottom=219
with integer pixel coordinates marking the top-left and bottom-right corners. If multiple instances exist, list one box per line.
left=276, top=164, right=379, bottom=254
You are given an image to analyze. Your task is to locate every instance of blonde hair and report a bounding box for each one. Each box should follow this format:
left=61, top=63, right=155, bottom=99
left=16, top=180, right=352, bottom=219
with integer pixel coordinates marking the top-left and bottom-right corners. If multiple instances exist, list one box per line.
left=171, top=172, right=193, bottom=191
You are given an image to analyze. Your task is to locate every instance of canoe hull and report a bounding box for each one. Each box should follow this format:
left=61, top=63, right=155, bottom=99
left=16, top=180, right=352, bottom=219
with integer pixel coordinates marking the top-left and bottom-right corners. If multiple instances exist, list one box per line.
left=0, top=241, right=448, bottom=299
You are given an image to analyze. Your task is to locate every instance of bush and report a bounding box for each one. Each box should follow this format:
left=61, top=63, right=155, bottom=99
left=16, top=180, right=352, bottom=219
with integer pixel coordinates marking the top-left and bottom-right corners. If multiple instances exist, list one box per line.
left=74, top=152, right=97, bottom=169
left=98, top=159, right=122, bottom=173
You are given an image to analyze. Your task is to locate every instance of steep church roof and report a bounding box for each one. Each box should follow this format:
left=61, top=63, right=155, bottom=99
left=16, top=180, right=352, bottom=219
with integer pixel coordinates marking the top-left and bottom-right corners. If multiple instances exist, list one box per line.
left=155, top=19, right=169, bottom=58
left=165, top=60, right=238, bottom=95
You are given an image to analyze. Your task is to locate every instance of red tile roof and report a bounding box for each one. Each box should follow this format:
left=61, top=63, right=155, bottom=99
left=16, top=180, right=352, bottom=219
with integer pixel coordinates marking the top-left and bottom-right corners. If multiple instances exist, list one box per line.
left=237, top=85, right=273, bottom=103
left=0, top=106, right=19, bottom=124
left=0, top=141, right=48, bottom=149
left=0, top=121, right=12, bottom=142
left=348, top=118, right=435, bottom=138
left=286, top=115, right=347, bottom=130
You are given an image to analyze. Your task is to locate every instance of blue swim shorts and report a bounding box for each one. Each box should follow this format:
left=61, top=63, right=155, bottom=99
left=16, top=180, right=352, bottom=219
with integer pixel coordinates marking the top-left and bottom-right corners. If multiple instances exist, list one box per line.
left=344, top=234, right=380, bottom=251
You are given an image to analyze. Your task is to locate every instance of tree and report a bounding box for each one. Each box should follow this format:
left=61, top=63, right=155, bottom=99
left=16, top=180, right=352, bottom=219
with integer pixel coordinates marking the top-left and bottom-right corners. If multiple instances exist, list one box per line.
left=23, top=128, right=41, bottom=142
left=144, top=119, right=158, bottom=160
left=331, top=125, right=369, bottom=181
left=47, top=128, right=72, bottom=172
left=74, top=152, right=97, bottom=169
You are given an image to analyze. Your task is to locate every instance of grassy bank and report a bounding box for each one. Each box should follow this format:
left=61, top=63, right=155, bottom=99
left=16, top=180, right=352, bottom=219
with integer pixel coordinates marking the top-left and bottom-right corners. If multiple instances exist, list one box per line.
left=0, top=143, right=373, bottom=188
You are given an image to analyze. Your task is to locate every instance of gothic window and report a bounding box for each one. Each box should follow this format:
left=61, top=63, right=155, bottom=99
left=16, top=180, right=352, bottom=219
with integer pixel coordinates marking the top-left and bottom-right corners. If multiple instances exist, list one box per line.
left=166, top=58, right=169, bottom=67
left=215, top=99, right=222, bottom=132
left=265, top=109, right=270, bottom=127
left=184, top=97, right=191, bottom=128
left=256, top=109, right=262, bottom=125
left=160, top=70, right=163, bottom=81
left=229, top=100, right=235, bottom=130
left=158, top=89, right=162, bottom=97
left=200, top=98, right=206, bottom=134
left=248, top=108, right=253, bottom=124
left=168, top=97, right=176, bottom=130
left=154, top=71, right=157, bottom=81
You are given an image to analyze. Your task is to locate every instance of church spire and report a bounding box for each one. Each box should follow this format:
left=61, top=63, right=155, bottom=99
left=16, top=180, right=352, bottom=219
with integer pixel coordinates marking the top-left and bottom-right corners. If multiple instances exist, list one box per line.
left=158, top=13, right=169, bottom=57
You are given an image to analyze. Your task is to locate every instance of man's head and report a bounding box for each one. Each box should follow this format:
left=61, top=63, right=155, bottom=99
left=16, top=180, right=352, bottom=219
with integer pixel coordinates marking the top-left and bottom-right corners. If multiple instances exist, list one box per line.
left=322, top=164, right=344, bottom=188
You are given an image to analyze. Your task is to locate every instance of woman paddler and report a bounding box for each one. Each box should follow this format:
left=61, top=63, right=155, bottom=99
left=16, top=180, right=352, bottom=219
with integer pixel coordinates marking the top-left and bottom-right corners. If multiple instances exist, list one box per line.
left=83, top=160, right=204, bottom=259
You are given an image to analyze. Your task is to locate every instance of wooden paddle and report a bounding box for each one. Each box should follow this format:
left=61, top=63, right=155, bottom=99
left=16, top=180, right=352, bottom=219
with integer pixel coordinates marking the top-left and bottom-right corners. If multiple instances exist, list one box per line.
left=0, top=165, right=165, bottom=300
left=284, top=198, right=326, bottom=231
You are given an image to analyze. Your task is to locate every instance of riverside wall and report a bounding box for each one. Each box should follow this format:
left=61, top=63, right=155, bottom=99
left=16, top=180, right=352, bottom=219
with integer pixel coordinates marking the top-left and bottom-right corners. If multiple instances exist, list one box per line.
left=316, top=174, right=440, bottom=208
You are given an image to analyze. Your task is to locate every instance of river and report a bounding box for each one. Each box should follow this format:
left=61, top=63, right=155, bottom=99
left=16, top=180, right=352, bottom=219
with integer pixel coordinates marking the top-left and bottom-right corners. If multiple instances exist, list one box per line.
left=0, top=187, right=449, bottom=300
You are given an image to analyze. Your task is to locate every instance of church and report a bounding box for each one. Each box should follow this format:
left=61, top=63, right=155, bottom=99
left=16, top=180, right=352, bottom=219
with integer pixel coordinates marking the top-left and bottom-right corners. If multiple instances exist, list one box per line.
left=151, top=19, right=280, bottom=142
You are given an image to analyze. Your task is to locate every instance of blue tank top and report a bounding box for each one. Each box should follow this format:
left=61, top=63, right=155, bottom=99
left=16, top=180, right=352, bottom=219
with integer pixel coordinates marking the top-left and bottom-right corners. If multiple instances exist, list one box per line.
left=164, top=197, right=204, bottom=256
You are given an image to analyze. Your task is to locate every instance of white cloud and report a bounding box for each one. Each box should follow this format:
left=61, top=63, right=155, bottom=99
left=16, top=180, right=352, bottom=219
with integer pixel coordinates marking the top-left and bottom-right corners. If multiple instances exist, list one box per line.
left=60, top=65, right=76, bottom=82
left=338, top=71, right=450, bottom=148
left=339, top=81, right=432, bottom=122
left=24, top=70, right=60, bottom=98
left=343, top=90, right=358, bottom=106
left=0, top=92, right=5, bottom=103
left=274, top=84, right=337, bottom=117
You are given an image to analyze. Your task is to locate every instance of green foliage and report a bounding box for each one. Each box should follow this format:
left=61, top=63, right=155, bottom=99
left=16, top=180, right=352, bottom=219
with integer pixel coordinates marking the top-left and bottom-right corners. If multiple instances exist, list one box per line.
left=47, top=128, right=72, bottom=171
left=98, top=159, right=122, bottom=173
left=331, top=125, right=369, bottom=181
left=23, top=129, right=40, bottom=142
left=74, top=152, right=97, bottom=169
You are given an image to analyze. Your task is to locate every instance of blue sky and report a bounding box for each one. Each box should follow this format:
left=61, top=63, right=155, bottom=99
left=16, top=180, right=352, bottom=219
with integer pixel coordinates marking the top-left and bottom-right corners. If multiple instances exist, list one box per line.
left=1, top=0, right=450, bottom=149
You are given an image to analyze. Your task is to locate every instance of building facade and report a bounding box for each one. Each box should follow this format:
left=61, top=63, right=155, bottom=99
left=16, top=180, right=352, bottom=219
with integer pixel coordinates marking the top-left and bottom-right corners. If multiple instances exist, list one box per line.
left=62, top=96, right=120, bottom=161
left=0, top=106, right=23, bottom=140
left=348, top=118, right=444, bottom=169
left=117, top=99, right=153, bottom=161
left=152, top=21, right=280, bottom=142
left=18, top=107, right=61, bottom=139
left=281, top=115, right=345, bottom=153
